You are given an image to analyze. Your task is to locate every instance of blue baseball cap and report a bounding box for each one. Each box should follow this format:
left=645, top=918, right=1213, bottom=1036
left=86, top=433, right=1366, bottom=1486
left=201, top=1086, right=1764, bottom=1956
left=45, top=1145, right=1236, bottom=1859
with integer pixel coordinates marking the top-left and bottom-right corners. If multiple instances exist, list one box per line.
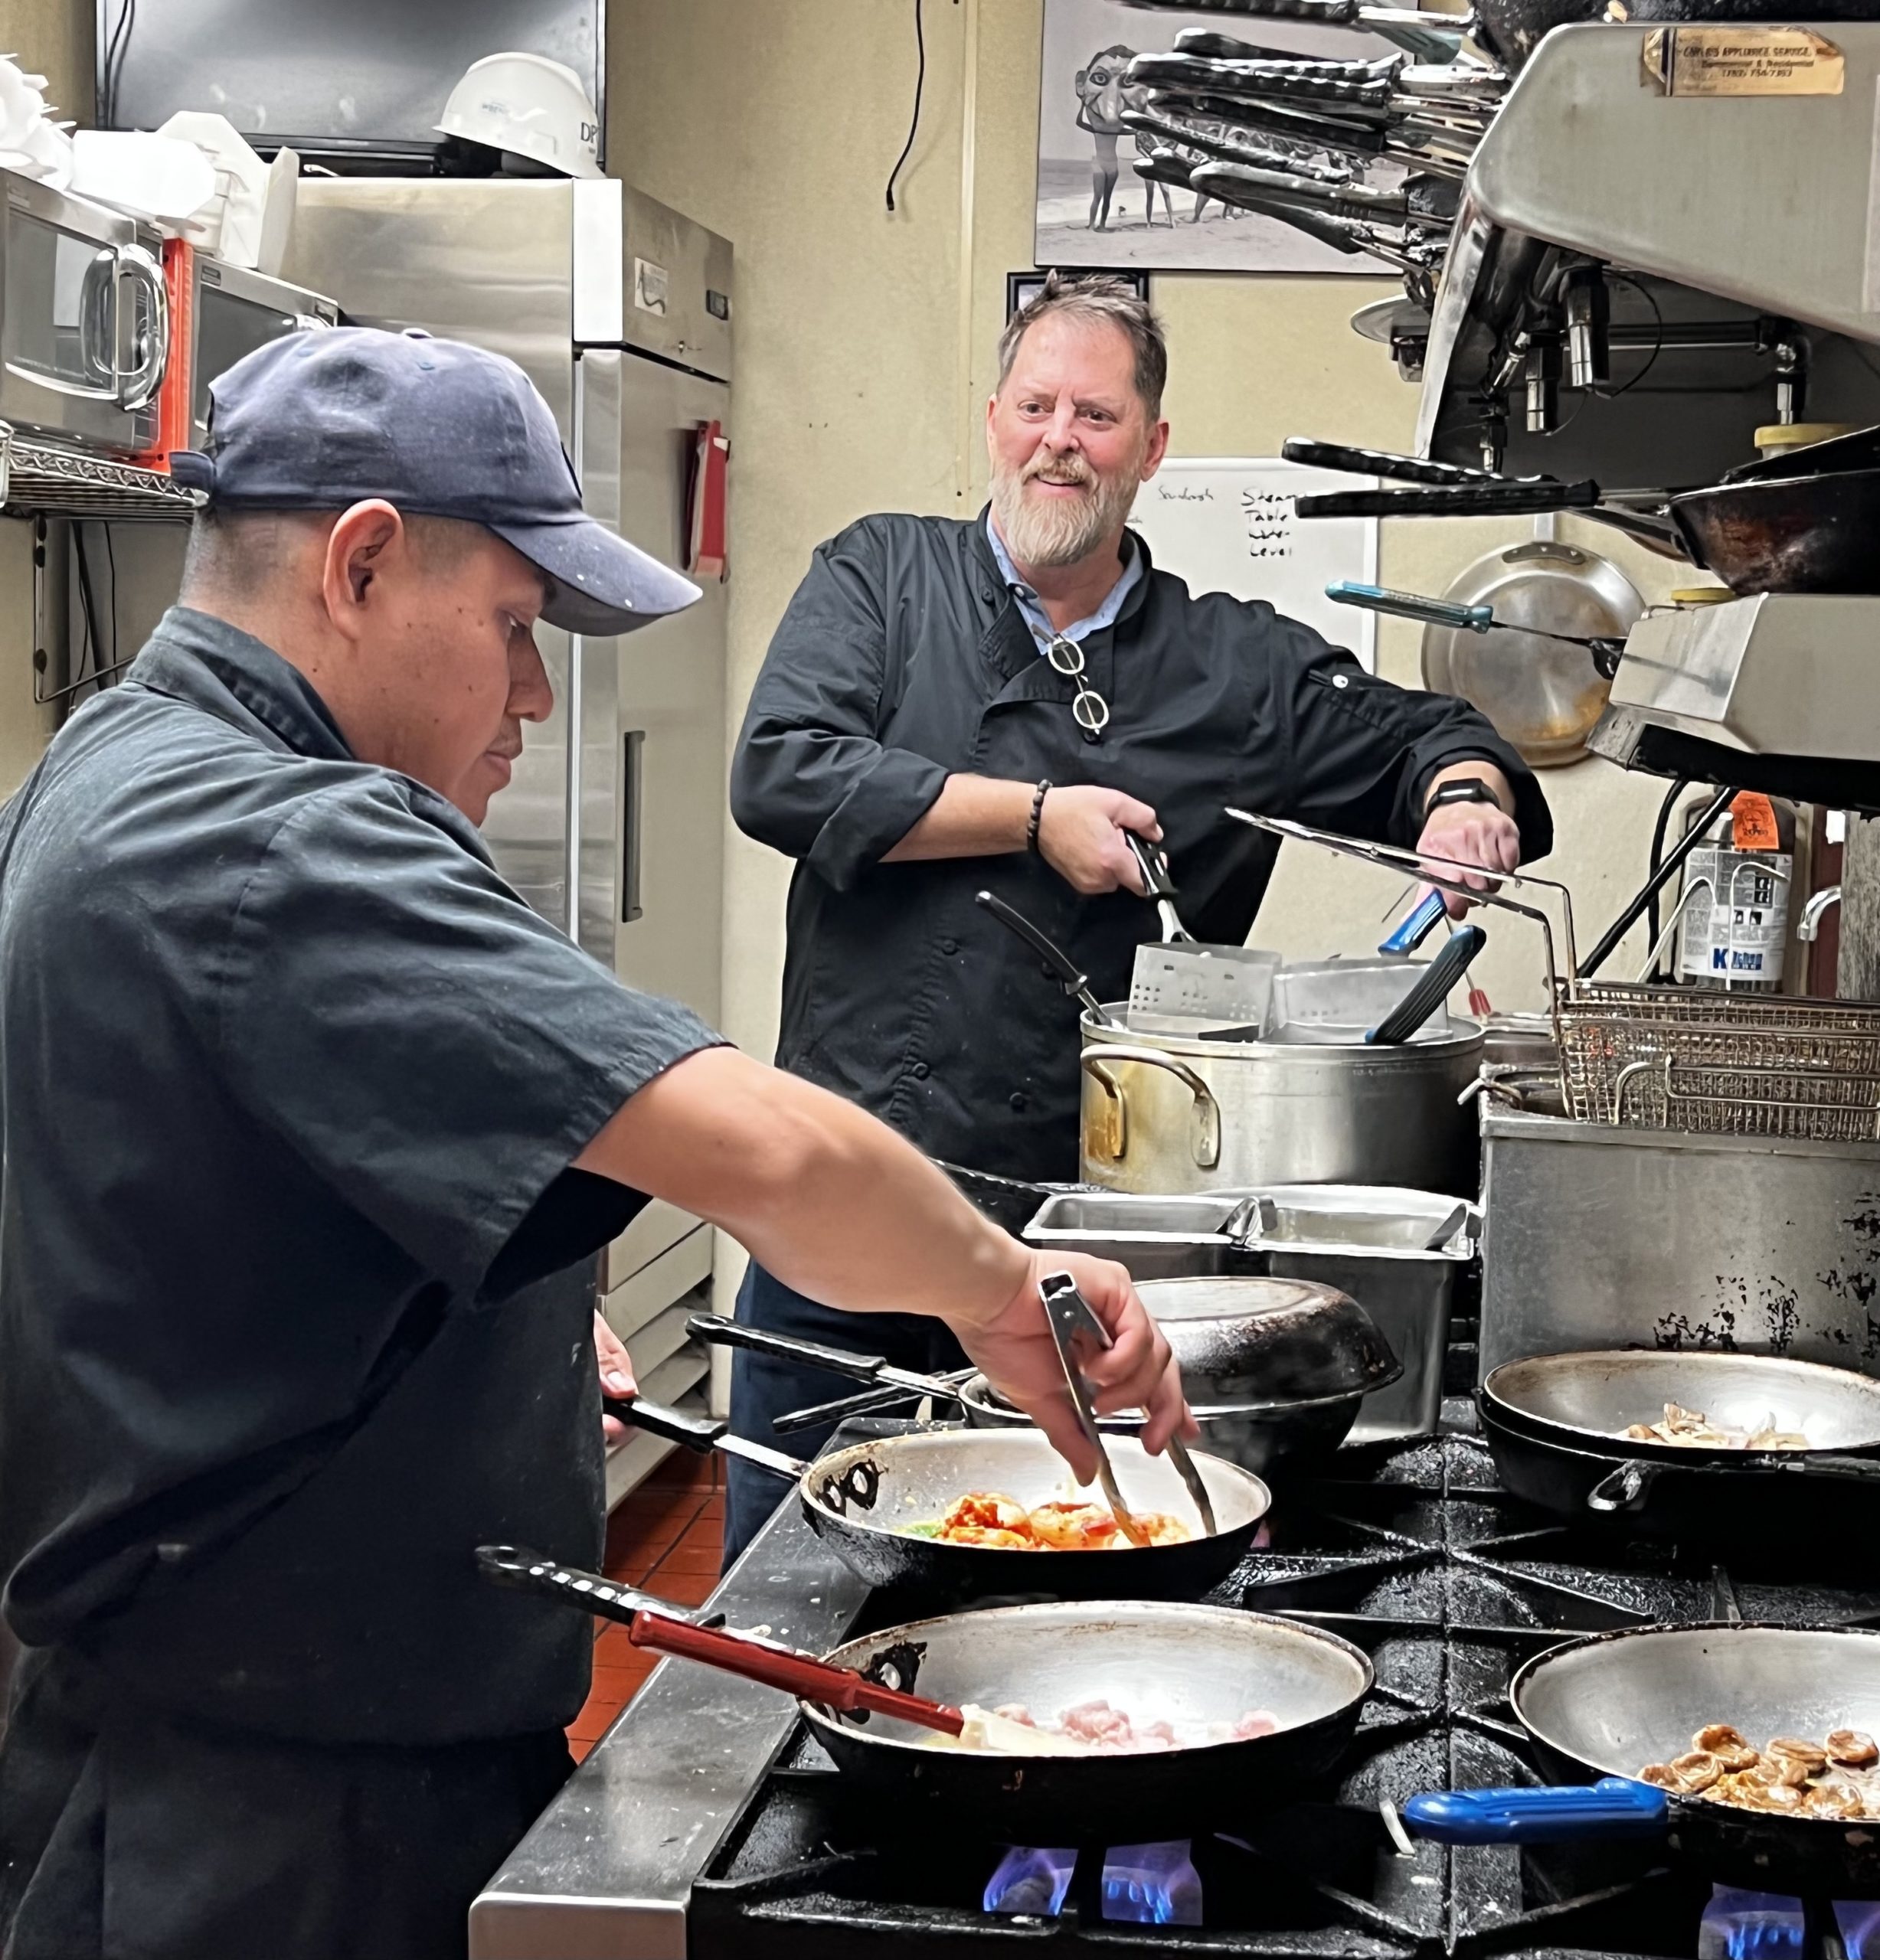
left=170, top=326, right=701, bottom=636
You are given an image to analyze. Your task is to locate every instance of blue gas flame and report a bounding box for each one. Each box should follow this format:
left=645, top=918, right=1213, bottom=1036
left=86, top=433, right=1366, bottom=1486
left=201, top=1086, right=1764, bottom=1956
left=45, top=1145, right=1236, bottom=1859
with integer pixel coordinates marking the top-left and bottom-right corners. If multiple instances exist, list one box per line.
left=983, top=1845, right=1076, bottom=1916
left=1837, top=1898, right=1880, bottom=1960
left=1100, top=1841, right=1202, bottom=1926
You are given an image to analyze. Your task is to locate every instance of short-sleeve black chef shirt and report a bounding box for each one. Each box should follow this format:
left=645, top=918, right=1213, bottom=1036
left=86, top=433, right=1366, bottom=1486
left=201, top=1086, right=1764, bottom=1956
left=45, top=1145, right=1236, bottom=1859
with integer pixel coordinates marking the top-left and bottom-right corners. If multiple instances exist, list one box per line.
left=0, top=606, right=721, bottom=1744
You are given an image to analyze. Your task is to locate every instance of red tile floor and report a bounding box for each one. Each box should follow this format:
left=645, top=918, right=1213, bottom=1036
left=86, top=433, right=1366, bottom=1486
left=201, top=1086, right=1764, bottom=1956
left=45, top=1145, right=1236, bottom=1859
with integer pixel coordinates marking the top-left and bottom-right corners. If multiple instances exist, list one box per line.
left=567, top=1451, right=724, bottom=1761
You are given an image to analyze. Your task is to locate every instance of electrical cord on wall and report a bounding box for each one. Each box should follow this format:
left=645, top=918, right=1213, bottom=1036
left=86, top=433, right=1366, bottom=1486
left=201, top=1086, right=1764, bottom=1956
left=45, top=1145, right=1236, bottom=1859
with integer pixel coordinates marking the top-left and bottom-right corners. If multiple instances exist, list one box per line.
left=101, top=0, right=137, bottom=127
left=1643, top=776, right=1692, bottom=979
left=36, top=524, right=131, bottom=710
left=884, top=0, right=927, bottom=212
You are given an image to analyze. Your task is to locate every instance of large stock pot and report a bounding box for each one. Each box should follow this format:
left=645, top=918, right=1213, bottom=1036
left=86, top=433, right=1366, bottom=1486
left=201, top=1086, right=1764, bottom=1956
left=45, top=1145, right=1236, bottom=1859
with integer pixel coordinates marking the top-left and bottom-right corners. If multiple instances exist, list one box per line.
left=1077, top=1005, right=1482, bottom=1197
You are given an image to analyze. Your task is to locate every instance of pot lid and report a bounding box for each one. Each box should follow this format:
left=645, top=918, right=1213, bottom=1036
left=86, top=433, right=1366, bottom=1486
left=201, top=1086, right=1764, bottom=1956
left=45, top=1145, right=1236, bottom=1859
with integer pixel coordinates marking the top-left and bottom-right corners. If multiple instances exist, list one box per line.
left=1138, top=1275, right=1339, bottom=1322
left=1136, top=1276, right=1401, bottom=1402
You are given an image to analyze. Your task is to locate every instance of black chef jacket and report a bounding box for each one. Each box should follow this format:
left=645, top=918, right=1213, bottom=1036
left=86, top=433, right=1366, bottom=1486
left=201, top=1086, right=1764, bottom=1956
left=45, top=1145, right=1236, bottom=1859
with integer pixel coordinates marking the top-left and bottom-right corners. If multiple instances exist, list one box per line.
left=731, top=511, right=1551, bottom=1181
left=0, top=606, right=720, bottom=1746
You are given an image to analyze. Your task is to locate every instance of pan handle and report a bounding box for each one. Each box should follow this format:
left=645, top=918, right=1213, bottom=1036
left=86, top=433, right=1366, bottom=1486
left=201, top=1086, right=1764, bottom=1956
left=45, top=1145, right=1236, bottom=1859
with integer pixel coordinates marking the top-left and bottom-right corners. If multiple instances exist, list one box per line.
left=1399, top=1779, right=1668, bottom=1844
left=476, top=1544, right=698, bottom=1627
left=1282, top=437, right=1498, bottom=485
left=1122, top=831, right=1180, bottom=900
left=1381, top=887, right=1450, bottom=956
left=476, top=1546, right=961, bottom=1730
left=684, top=1313, right=890, bottom=1382
left=1327, top=580, right=1494, bottom=634
left=1189, top=177, right=1365, bottom=254
left=603, top=1393, right=724, bottom=1451
left=772, top=1370, right=975, bottom=1436
left=682, top=1313, right=969, bottom=1406
left=1296, top=481, right=1602, bottom=519
left=975, top=890, right=1110, bottom=1024
left=603, top=1393, right=807, bottom=1482
left=1186, top=0, right=1365, bottom=24
left=1368, top=925, right=1486, bottom=1044
left=1770, top=1453, right=1880, bottom=1481
left=1080, top=1047, right=1223, bottom=1170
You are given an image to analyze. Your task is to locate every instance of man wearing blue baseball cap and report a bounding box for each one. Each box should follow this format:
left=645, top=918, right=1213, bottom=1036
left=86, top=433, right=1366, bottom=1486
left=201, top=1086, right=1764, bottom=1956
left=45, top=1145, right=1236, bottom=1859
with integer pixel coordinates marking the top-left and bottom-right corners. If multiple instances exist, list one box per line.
left=0, top=328, right=1190, bottom=1959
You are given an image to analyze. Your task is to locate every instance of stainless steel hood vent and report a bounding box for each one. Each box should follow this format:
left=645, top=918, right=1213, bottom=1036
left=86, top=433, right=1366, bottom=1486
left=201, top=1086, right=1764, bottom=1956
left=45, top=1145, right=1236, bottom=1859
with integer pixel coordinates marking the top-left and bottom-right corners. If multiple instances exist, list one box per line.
left=1414, top=23, right=1880, bottom=481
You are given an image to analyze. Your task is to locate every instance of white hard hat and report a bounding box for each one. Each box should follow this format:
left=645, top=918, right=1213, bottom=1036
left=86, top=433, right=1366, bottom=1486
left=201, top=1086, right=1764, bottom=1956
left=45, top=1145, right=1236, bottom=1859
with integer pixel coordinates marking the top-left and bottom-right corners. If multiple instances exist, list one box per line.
left=435, top=52, right=601, bottom=180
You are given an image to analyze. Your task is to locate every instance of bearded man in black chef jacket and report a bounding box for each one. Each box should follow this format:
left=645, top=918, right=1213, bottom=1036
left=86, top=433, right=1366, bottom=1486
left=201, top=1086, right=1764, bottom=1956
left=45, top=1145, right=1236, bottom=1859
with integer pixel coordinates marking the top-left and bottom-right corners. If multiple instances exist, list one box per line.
left=723, top=272, right=1554, bottom=1562
left=0, top=327, right=1190, bottom=1960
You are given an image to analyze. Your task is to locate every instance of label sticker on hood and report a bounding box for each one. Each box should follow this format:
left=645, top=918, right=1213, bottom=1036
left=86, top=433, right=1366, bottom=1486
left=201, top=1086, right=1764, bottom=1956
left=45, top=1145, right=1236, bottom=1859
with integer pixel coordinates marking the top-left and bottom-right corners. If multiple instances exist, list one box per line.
left=1643, top=26, right=1843, bottom=96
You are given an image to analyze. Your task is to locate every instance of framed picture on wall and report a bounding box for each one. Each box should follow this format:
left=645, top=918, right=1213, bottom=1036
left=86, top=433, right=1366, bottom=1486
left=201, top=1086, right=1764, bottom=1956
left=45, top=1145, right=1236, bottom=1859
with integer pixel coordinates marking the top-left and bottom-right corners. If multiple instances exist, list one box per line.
left=1005, top=268, right=1149, bottom=321
left=1035, top=0, right=1406, bottom=275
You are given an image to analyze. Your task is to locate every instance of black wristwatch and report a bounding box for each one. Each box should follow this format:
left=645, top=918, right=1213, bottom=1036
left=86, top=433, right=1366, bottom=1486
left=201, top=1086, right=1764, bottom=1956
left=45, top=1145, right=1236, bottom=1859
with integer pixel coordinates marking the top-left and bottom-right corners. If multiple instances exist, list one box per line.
left=1425, top=776, right=1505, bottom=815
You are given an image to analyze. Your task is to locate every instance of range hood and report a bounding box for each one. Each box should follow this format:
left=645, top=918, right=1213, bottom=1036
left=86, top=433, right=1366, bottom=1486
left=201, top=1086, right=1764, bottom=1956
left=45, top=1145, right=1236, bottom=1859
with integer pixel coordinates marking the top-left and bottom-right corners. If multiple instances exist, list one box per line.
left=1395, top=21, right=1880, bottom=802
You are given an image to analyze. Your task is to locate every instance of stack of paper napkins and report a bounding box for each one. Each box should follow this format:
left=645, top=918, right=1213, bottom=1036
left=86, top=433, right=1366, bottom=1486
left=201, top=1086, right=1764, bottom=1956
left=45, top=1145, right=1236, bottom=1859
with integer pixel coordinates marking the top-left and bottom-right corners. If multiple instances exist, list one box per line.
left=0, top=55, right=75, bottom=189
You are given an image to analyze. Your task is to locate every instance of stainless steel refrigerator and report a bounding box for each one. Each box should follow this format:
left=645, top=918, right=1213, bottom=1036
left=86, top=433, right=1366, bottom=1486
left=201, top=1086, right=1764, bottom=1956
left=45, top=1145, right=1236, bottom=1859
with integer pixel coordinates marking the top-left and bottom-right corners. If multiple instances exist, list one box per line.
left=285, top=178, right=731, bottom=1501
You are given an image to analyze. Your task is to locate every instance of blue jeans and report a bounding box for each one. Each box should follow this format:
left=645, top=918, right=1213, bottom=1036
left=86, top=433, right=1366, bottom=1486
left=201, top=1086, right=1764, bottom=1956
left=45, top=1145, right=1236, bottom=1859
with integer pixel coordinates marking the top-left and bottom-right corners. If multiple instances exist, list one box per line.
left=721, top=1263, right=967, bottom=1570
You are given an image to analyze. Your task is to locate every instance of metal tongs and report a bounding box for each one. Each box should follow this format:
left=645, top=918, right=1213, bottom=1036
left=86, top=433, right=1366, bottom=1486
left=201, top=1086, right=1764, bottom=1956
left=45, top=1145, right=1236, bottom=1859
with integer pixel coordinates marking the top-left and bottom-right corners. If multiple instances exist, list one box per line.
left=1039, top=1270, right=1217, bottom=1540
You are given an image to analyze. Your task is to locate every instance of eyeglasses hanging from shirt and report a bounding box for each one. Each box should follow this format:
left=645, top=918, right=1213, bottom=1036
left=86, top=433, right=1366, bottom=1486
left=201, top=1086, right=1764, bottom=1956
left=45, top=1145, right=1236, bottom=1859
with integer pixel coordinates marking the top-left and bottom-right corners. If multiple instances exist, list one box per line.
left=1044, top=635, right=1110, bottom=742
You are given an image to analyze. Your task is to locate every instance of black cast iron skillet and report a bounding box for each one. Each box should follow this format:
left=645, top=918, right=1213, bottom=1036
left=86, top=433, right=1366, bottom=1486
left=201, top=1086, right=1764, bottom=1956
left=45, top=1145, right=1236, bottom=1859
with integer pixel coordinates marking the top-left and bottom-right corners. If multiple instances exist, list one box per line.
left=1479, top=1350, right=1880, bottom=1543
left=480, top=1541, right=1374, bottom=1841
left=1401, top=1623, right=1880, bottom=1900
left=610, top=1389, right=1272, bottom=1603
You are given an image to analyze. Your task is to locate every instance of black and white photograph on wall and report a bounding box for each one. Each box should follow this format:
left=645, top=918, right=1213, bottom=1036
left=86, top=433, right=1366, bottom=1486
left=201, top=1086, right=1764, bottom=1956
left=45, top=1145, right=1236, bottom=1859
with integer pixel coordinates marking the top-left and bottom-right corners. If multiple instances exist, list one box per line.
left=1035, top=0, right=1417, bottom=276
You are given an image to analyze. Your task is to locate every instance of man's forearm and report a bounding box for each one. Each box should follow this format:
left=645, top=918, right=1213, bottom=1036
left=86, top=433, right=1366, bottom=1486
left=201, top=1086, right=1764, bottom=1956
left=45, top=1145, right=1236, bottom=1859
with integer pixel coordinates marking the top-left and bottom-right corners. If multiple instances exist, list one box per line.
left=575, top=1047, right=1031, bottom=1329
left=881, top=774, right=1035, bottom=862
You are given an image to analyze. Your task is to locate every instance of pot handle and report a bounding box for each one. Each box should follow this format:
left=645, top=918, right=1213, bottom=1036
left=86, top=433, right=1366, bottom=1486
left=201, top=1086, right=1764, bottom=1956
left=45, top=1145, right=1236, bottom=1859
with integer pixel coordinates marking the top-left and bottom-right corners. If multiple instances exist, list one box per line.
left=1587, top=1459, right=1661, bottom=1512
left=1398, top=1779, right=1668, bottom=1844
left=1080, top=1046, right=1222, bottom=1170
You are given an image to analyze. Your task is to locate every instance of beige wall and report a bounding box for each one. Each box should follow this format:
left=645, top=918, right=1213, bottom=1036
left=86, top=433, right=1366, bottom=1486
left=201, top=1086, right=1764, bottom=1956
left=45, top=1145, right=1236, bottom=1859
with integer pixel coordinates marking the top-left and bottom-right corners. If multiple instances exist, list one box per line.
left=608, top=0, right=1676, bottom=1050
left=0, top=0, right=91, bottom=797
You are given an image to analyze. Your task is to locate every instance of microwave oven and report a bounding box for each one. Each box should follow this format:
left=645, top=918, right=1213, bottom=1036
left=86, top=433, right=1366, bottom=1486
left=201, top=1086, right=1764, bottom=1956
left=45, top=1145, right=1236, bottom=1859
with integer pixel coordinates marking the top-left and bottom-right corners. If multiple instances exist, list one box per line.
left=0, top=167, right=168, bottom=457
left=151, top=246, right=338, bottom=461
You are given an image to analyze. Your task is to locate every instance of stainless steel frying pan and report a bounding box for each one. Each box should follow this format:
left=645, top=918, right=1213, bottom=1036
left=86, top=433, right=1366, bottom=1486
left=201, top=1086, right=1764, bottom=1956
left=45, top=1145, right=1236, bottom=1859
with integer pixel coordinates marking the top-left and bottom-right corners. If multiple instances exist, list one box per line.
left=482, top=1544, right=1375, bottom=1841
left=613, top=1393, right=1273, bottom=1602
left=1398, top=1625, right=1880, bottom=1901
left=803, top=1598, right=1374, bottom=1838
left=1480, top=1351, right=1880, bottom=1537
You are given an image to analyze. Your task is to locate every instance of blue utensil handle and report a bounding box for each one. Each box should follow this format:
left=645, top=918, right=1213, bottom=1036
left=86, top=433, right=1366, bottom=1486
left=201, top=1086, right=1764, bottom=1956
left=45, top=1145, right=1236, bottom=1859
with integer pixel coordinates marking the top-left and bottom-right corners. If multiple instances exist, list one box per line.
left=1401, top=1779, right=1668, bottom=1844
left=1367, top=923, right=1486, bottom=1044
left=1379, top=887, right=1450, bottom=956
left=1324, top=581, right=1493, bottom=632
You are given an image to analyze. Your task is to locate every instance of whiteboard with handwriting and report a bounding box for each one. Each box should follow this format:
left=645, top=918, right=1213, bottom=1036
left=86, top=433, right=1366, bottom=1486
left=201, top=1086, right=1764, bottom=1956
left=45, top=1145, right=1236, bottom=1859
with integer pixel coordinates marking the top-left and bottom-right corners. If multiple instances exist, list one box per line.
left=1126, top=458, right=1380, bottom=671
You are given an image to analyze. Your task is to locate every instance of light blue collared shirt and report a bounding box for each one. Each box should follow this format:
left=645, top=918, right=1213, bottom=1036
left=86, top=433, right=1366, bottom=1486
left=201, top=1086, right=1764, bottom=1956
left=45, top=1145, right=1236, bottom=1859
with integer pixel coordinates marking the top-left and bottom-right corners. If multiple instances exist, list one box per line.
left=985, top=514, right=1142, bottom=651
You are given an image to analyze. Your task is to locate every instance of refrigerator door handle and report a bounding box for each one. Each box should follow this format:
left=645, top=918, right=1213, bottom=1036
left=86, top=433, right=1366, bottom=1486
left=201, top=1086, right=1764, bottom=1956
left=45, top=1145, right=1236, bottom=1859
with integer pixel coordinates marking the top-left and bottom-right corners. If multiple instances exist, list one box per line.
left=622, top=727, right=645, bottom=924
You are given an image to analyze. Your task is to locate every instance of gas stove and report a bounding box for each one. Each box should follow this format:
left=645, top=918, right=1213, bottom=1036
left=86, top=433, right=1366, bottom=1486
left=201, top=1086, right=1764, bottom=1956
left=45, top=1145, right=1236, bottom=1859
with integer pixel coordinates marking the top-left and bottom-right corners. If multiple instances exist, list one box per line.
left=471, top=1410, right=1880, bottom=1960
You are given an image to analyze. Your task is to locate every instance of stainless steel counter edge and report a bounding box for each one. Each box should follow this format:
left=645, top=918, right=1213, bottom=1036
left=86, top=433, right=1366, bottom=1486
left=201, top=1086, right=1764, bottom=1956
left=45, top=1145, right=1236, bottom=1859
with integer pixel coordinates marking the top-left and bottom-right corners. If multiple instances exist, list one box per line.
left=1479, top=1105, right=1880, bottom=1162
left=469, top=1505, right=871, bottom=1959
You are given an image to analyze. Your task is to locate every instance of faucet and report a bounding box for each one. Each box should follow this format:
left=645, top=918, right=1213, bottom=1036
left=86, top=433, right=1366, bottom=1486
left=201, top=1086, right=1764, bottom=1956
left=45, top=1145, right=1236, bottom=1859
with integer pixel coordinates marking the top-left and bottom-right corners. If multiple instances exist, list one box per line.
left=1798, top=886, right=1842, bottom=942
